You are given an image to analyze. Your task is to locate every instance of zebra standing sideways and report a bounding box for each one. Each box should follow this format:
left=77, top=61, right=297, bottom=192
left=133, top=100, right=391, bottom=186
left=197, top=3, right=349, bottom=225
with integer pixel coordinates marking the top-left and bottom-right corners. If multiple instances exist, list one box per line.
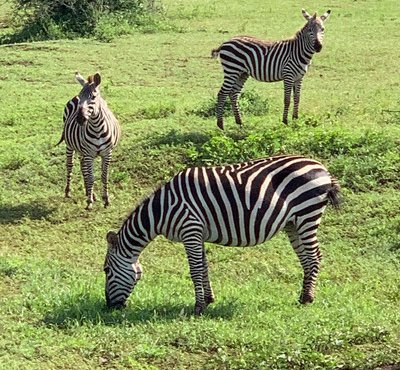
left=212, top=9, right=331, bottom=129
left=57, top=72, right=121, bottom=210
left=104, top=155, right=341, bottom=316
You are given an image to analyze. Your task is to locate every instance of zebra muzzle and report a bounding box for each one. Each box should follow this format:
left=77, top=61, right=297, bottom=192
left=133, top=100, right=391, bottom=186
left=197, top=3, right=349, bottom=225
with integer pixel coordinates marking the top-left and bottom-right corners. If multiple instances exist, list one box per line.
left=76, top=109, right=88, bottom=125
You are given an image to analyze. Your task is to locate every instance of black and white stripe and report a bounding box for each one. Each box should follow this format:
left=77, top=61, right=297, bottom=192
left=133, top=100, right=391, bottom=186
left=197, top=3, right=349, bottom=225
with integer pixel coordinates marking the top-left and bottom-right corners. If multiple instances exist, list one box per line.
left=57, top=72, right=121, bottom=210
left=104, top=155, right=340, bottom=315
left=212, top=9, right=331, bottom=129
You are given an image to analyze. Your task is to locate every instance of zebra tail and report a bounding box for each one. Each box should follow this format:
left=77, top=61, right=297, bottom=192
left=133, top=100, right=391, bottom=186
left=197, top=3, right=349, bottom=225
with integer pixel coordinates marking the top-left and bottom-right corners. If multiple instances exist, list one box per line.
left=327, top=177, right=342, bottom=209
left=211, top=46, right=221, bottom=59
left=56, top=130, right=65, bottom=146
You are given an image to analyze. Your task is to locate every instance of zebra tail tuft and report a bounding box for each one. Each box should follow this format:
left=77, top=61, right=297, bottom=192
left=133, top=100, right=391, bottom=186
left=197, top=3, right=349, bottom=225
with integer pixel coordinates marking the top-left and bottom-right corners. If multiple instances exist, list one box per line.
left=211, top=46, right=221, bottom=59
left=327, top=177, right=342, bottom=209
left=56, top=130, right=65, bottom=146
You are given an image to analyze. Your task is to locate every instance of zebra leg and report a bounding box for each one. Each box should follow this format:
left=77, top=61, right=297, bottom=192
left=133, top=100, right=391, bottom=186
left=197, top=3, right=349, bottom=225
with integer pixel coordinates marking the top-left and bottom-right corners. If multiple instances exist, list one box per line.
left=184, top=240, right=206, bottom=316
left=202, top=245, right=215, bottom=306
left=292, top=79, right=303, bottom=120
left=65, top=147, right=74, bottom=198
left=101, top=153, right=112, bottom=208
left=230, top=73, right=249, bottom=126
left=216, top=74, right=240, bottom=130
left=285, top=222, right=322, bottom=304
left=81, top=156, right=95, bottom=210
left=282, top=79, right=294, bottom=124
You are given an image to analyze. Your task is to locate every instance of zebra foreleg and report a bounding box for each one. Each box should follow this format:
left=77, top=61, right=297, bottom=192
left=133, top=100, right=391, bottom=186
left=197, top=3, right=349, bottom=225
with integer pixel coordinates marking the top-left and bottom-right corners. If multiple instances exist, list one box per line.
left=202, top=245, right=214, bottom=306
left=65, top=147, right=74, bottom=198
left=184, top=240, right=206, bottom=316
left=282, top=79, right=294, bottom=124
left=286, top=222, right=322, bottom=304
left=81, top=156, right=95, bottom=210
left=101, top=153, right=112, bottom=208
left=292, top=79, right=303, bottom=120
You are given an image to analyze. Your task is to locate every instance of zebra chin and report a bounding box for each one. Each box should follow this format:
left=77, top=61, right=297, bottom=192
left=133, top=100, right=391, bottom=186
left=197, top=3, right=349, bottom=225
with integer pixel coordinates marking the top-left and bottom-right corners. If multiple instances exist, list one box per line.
left=76, top=111, right=88, bottom=126
left=314, top=41, right=323, bottom=53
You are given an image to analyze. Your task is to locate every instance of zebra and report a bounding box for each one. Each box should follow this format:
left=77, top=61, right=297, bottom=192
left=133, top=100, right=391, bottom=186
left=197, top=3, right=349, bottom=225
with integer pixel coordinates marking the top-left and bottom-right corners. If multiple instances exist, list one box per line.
left=104, top=155, right=341, bottom=316
left=57, top=72, right=121, bottom=210
left=212, top=9, right=331, bottom=129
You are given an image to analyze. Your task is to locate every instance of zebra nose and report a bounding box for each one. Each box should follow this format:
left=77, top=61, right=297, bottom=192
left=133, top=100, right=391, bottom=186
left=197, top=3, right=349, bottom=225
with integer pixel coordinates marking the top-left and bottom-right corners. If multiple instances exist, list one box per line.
left=76, top=109, right=87, bottom=125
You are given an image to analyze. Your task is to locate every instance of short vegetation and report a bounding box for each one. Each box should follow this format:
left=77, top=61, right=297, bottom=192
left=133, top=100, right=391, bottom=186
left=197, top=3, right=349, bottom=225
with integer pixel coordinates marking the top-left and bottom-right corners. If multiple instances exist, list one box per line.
left=0, top=0, right=399, bottom=369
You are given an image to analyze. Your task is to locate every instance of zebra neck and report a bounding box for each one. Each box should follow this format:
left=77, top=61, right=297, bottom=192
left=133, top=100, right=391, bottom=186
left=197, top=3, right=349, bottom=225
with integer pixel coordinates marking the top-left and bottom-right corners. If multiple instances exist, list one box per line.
left=117, top=192, right=161, bottom=260
left=293, top=27, right=315, bottom=60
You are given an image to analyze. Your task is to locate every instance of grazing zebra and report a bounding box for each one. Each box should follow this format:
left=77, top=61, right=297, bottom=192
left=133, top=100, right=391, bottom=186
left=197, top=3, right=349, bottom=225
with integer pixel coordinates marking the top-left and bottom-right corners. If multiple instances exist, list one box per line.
left=104, top=155, right=341, bottom=316
left=57, top=72, right=121, bottom=210
left=212, top=9, right=331, bottom=129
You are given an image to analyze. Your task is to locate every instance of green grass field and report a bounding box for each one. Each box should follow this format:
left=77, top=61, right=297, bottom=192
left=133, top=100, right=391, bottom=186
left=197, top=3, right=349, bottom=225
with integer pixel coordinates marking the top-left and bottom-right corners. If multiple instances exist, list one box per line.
left=0, top=0, right=399, bottom=369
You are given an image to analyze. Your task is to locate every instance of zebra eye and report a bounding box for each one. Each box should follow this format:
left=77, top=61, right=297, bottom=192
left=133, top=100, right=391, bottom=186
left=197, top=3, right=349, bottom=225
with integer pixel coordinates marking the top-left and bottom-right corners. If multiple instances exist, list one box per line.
left=104, top=266, right=111, bottom=274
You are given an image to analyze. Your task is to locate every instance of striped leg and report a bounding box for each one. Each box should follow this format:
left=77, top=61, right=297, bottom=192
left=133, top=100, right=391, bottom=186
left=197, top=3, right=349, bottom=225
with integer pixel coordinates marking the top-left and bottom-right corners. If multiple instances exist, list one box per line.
left=81, top=156, right=95, bottom=210
left=286, top=221, right=322, bottom=303
left=292, top=78, right=303, bottom=120
left=202, top=246, right=215, bottom=306
left=230, top=73, right=249, bottom=126
left=184, top=236, right=207, bottom=316
left=282, top=79, right=294, bottom=124
left=65, top=147, right=74, bottom=198
left=101, top=152, right=112, bottom=208
left=216, top=73, right=240, bottom=130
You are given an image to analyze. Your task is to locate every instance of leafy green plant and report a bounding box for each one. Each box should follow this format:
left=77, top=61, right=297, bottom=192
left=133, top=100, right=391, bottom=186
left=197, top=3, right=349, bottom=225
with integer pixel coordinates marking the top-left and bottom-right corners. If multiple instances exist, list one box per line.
left=192, top=89, right=269, bottom=118
left=2, top=0, right=159, bottom=43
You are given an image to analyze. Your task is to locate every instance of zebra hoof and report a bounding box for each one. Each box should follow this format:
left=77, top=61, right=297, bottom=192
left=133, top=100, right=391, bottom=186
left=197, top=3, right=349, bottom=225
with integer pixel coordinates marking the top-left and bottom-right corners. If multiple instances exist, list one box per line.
left=282, top=119, right=288, bottom=125
left=217, top=120, right=224, bottom=130
left=65, top=193, right=71, bottom=198
left=205, top=295, right=215, bottom=306
left=85, top=203, right=93, bottom=211
left=299, top=294, right=314, bottom=304
left=194, top=304, right=204, bottom=316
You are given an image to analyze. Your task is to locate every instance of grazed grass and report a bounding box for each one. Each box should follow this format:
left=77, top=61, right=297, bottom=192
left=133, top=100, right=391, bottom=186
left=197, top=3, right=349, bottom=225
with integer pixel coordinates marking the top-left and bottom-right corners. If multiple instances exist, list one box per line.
left=0, top=0, right=400, bottom=369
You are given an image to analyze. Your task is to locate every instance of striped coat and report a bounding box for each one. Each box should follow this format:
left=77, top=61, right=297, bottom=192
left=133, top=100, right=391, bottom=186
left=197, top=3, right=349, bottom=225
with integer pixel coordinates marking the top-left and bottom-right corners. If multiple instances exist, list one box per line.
left=104, top=155, right=340, bottom=315
left=58, top=72, right=121, bottom=210
left=212, top=9, right=331, bottom=129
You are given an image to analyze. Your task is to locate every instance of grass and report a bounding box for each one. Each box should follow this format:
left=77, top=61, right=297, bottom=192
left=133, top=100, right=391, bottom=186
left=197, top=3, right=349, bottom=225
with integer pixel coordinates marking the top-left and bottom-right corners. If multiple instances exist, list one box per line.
left=1, top=0, right=400, bottom=369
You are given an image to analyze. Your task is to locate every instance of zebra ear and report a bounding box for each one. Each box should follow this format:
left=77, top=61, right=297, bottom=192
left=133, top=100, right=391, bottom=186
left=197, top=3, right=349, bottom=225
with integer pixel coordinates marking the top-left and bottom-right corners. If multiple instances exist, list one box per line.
left=302, top=9, right=311, bottom=20
left=106, top=231, right=118, bottom=250
left=320, top=10, right=331, bottom=22
left=93, top=73, right=101, bottom=87
left=312, top=12, right=317, bottom=20
left=87, top=75, right=94, bottom=84
left=75, top=72, right=86, bottom=86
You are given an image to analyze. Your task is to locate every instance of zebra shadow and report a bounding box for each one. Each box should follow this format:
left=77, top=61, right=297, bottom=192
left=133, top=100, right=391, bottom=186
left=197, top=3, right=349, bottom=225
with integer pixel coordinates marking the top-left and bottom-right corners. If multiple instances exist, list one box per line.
left=42, top=296, right=239, bottom=327
left=0, top=201, right=56, bottom=224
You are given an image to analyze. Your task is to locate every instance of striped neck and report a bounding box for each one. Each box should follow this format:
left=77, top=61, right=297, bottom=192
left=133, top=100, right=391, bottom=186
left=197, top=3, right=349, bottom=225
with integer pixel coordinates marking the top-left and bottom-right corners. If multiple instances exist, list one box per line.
left=293, top=25, right=315, bottom=60
left=116, top=192, right=161, bottom=262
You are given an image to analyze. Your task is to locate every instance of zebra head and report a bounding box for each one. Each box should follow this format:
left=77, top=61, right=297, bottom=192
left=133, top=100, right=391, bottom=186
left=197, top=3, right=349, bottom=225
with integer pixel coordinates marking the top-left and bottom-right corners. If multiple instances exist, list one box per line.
left=302, top=9, right=331, bottom=53
left=104, top=231, right=143, bottom=309
left=75, top=72, right=102, bottom=125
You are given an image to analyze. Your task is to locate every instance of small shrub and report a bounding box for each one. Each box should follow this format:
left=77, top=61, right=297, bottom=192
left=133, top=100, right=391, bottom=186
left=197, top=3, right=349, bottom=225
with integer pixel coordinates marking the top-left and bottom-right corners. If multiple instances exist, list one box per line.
left=3, top=0, right=159, bottom=43
left=133, top=103, right=176, bottom=120
left=192, top=89, right=269, bottom=118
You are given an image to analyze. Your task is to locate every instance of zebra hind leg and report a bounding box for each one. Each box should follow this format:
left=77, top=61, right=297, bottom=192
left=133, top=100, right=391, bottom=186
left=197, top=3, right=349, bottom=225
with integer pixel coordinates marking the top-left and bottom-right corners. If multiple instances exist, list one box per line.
left=216, top=74, right=241, bottom=130
left=285, top=221, right=322, bottom=304
left=230, top=73, right=249, bottom=126
left=202, top=245, right=215, bottom=306
left=65, top=147, right=74, bottom=198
